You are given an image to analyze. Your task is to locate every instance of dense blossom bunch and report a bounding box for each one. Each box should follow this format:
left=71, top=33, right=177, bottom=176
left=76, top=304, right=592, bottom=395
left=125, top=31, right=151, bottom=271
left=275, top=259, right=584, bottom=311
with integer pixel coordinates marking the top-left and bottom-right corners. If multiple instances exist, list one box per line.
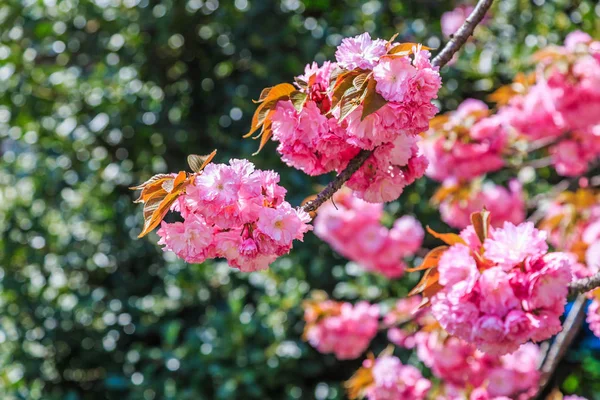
left=154, top=159, right=311, bottom=272
left=498, top=31, right=600, bottom=176
left=378, top=296, right=541, bottom=399
left=314, top=189, right=424, bottom=277
left=421, top=99, right=509, bottom=182
left=251, top=32, right=442, bottom=202
left=435, top=179, right=525, bottom=229
left=416, top=331, right=541, bottom=399
left=586, top=297, right=600, bottom=338
left=385, top=296, right=434, bottom=348
left=429, top=219, right=573, bottom=355
left=540, top=188, right=600, bottom=269
left=347, top=354, right=431, bottom=400
left=270, top=62, right=361, bottom=176
left=303, top=297, right=379, bottom=360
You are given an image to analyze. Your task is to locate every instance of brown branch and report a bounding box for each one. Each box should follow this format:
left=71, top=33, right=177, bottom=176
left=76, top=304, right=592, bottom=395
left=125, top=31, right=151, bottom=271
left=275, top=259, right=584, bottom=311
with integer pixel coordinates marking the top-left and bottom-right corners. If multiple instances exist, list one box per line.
left=301, top=0, right=496, bottom=213
left=431, top=0, right=495, bottom=68
left=535, top=294, right=587, bottom=399
left=569, top=272, right=600, bottom=296
left=302, top=150, right=372, bottom=213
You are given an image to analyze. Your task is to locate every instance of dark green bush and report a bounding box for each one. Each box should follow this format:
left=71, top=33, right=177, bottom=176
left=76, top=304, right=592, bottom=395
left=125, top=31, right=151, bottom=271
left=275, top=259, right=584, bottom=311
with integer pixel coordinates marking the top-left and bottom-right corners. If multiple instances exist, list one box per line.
left=0, top=0, right=598, bottom=398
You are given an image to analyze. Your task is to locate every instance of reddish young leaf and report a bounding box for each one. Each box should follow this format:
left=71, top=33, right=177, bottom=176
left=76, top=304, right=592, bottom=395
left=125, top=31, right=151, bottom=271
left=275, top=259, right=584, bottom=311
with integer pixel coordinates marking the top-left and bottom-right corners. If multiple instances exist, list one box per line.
left=130, top=174, right=173, bottom=203
left=352, top=72, right=370, bottom=90
left=426, top=226, right=466, bottom=246
left=138, top=189, right=185, bottom=238
left=406, top=246, right=448, bottom=272
left=331, top=71, right=362, bottom=110
left=345, top=357, right=375, bottom=400
left=408, top=267, right=441, bottom=297
left=361, top=78, right=388, bottom=121
left=246, top=83, right=296, bottom=137
left=386, top=33, right=399, bottom=50
left=253, top=87, right=272, bottom=103
left=187, top=149, right=217, bottom=173
left=290, top=91, right=308, bottom=112
left=338, top=90, right=362, bottom=122
left=132, top=170, right=193, bottom=238
left=387, top=42, right=433, bottom=56
left=470, top=209, right=491, bottom=244
left=253, top=115, right=274, bottom=155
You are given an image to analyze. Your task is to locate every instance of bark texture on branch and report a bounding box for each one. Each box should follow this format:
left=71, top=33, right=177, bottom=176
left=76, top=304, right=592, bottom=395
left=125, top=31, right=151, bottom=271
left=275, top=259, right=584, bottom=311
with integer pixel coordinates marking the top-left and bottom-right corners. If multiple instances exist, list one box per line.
left=301, top=150, right=372, bottom=213
left=569, top=272, right=600, bottom=296
left=431, top=0, right=494, bottom=68
left=301, top=0, right=495, bottom=214
left=535, top=294, right=587, bottom=399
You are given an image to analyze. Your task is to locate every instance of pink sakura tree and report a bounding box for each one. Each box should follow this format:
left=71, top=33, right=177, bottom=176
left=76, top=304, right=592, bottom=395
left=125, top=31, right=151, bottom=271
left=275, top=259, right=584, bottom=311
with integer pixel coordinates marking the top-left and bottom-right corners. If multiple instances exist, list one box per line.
left=132, top=0, right=600, bottom=398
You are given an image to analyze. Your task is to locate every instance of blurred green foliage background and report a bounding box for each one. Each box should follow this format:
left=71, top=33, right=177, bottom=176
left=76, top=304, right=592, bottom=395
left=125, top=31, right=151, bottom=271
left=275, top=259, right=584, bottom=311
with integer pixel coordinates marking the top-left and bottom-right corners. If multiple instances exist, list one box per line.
left=0, top=0, right=599, bottom=399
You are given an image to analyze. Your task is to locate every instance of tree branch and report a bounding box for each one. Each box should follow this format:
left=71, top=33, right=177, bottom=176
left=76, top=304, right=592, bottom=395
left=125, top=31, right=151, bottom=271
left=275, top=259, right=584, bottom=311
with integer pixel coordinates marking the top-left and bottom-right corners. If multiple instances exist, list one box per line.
left=569, top=272, right=600, bottom=296
left=431, top=0, right=494, bottom=68
left=535, top=294, right=587, bottom=399
left=301, top=0, right=495, bottom=214
left=302, top=150, right=372, bottom=213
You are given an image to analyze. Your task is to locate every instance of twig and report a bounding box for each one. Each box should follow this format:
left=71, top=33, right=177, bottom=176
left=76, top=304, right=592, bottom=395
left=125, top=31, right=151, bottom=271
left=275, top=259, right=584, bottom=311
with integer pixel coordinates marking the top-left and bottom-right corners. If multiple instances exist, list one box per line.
left=301, top=0, right=496, bottom=213
left=431, top=0, right=495, bottom=68
left=302, top=150, right=372, bottom=213
left=569, top=272, right=600, bottom=296
left=535, top=294, right=587, bottom=398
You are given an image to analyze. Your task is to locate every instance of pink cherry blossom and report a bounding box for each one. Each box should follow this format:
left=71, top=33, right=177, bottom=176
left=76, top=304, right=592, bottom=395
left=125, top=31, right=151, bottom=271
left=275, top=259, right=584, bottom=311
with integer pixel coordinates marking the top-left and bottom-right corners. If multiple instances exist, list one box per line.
left=421, top=100, right=508, bottom=182
left=156, top=159, right=311, bottom=272
left=431, top=219, right=573, bottom=355
left=304, top=300, right=379, bottom=360
left=498, top=34, right=600, bottom=176
left=313, top=188, right=423, bottom=278
left=587, top=298, right=600, bottom=339
left=438, top=244, right=479, bottom=290
left=335, top=32, right=388, bottom=70
left=373, top=56, right=417, bottom=102
left=438, top=180, right=526, bottom=229
left=365, top=355, right=431, bottom=400
left=157, top=214, right=213, bottom=262
left=483, top=222, right=548, bottom=270
left=478, top=267, right=519, bottom=316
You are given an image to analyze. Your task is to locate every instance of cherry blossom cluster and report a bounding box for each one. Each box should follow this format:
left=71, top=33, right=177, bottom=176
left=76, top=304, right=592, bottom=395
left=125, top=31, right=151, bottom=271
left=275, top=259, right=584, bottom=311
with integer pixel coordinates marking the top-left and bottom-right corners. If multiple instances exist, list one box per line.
left=313, top=188, right=424, bottom=278
left=435, top=179, right=525, bottom=229
left=382, top=296, right=541, bottom=399
left=303, top=297, right=379, bottom=360
left=385, top=296, right=433, bottom=348
left=539, top=188, right=600, bottom=339
left=586, top=296, right=600, bottom=339
left=421, top=99, right=509, bottom=183
left=347, top=354, right=431, bottom=400
left=156, top=160, right=311, bottom=272
left=416, top=331, right=540, bottom=399
left=271, top=62, right=361, bottom=176
left=267, top=32, right=442, bottom=202
left=540, top=188, right=600, bottom=271
left=431, top=221, right=574, bottom=355
left=498, top=31, right=600, bottom=176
